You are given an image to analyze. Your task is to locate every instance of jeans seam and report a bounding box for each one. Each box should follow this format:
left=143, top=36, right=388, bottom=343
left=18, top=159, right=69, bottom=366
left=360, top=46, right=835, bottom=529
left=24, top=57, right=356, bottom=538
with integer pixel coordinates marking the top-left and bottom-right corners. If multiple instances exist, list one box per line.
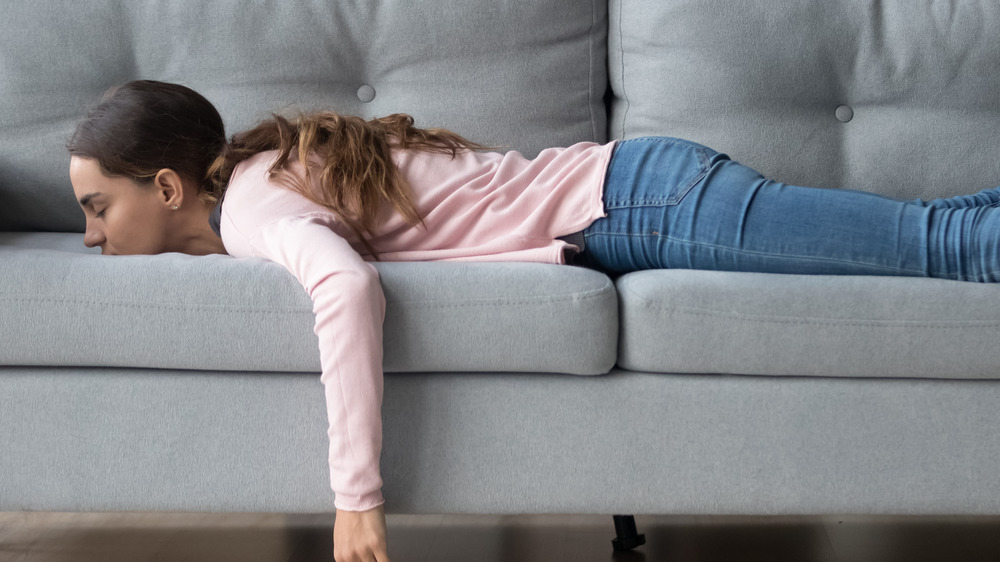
left=666, top=167, right=707, bottom=205
left=587, top=231, right=931, bottom=277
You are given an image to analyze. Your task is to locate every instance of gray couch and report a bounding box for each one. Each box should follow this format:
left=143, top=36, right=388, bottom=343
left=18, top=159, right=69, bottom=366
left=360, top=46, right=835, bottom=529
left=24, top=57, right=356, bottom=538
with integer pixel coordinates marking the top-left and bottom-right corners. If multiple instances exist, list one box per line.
left=4, top=0, right=1000, bottom=519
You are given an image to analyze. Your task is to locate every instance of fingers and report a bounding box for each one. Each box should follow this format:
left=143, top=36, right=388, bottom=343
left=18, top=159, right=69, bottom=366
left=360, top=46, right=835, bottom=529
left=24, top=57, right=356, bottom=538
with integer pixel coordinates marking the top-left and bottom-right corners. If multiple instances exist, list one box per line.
left=332, top=505, right=391, bottom=562
left=333, top=543, right=385, bottom=562
left=333, top=546, right=390, bottom=562
left=333, top=545, right=392, bottom=562
left=332, top=532, right=386, bottom=562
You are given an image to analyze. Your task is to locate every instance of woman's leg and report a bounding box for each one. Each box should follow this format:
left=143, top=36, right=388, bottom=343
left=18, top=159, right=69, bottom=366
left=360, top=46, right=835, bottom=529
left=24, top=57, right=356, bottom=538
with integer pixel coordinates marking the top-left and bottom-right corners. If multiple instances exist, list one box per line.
left=578, top=137, right=1000, bottom=282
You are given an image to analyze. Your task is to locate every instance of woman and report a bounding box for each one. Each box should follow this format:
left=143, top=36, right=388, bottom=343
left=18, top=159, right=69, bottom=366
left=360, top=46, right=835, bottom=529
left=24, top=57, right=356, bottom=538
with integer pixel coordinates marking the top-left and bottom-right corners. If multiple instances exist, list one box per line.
left=67, top=80, right=1000, bottom=562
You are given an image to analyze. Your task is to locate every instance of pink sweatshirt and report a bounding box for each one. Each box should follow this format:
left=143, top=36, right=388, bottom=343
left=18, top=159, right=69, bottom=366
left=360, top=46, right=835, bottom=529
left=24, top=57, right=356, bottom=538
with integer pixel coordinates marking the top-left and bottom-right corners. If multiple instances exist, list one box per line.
left=218, top=141, right=616, bottom=511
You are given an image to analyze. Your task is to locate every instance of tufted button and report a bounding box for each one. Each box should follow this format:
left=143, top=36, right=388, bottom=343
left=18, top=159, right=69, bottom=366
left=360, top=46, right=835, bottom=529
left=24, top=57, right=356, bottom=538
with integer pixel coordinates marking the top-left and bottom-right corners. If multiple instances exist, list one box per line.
left=835, top=104, right=854, bottom=123
left=357, top=84, right=376, bottom=103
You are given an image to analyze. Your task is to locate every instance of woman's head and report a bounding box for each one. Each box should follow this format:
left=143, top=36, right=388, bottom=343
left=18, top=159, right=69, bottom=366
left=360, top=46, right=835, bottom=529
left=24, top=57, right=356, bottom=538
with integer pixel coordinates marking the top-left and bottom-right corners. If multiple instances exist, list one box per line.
left=66, top=80, right=227, bottom=254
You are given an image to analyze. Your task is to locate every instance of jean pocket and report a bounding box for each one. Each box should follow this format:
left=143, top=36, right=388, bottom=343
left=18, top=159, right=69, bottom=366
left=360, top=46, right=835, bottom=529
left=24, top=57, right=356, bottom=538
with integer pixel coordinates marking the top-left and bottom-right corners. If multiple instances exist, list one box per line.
left=606, top=137, right=715, bottom=209
left=665, top=153, right=710, bottom=205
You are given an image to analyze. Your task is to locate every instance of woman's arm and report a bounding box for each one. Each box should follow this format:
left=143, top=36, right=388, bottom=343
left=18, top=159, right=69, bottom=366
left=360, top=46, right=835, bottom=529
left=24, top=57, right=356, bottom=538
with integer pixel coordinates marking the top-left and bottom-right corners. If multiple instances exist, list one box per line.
left=249, top=214, right=387, bottom=511
left=249, top=215, right=391, bottom=561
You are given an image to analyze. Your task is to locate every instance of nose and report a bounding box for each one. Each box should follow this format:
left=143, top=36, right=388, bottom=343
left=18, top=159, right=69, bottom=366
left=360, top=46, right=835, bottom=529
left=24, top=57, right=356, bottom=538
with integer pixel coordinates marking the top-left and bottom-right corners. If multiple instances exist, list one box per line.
left=83, top=219, right=106, bottom=249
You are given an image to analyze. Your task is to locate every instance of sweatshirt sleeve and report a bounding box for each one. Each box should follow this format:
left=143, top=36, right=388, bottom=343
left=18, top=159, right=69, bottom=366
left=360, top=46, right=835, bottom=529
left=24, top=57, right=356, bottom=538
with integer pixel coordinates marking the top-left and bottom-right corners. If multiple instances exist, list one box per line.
left=247, top=213, right=386, bottom=512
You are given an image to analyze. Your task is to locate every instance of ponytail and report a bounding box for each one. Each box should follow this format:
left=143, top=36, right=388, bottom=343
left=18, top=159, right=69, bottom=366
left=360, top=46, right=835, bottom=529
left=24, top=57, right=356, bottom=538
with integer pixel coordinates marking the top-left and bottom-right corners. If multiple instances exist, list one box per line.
left=207, top=111, right=488, bottom=258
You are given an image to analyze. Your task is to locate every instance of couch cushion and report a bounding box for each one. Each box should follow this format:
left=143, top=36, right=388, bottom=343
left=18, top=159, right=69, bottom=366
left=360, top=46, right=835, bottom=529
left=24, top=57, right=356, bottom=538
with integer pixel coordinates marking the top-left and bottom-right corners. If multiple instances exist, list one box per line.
left=0, top=233, right=617, bottom=375
left=617, top=269, right=1000, bottom=380
left=0, top=0, right=608, bottom=232
left=609, top=0, right=1000, bottom=202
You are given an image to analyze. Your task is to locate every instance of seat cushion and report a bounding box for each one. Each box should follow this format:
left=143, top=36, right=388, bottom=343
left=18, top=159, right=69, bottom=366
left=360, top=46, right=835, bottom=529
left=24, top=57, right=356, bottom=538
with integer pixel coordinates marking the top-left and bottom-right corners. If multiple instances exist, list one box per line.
left=617, top=269, right=1000, bottom=379
left=0, top=233, right=617, bottom=375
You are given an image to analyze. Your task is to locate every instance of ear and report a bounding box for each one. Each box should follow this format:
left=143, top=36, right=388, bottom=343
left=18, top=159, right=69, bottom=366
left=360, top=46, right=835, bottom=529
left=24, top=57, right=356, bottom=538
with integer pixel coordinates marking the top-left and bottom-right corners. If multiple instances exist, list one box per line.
left=153, top=168, right=186, bottom=209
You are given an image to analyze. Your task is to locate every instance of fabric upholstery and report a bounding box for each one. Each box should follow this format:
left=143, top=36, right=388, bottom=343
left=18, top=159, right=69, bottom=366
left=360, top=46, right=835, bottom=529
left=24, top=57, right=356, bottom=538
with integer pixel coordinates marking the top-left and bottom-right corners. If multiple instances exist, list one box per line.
left=609, top=0, right=1000, bottom=202
left=0, top=233, right=617, bottom=375
left=5, top=366, right=1000, bottom=515
left=0, top=0, right=608, bottom=232
left=616, top=269, right=1000, bottom=379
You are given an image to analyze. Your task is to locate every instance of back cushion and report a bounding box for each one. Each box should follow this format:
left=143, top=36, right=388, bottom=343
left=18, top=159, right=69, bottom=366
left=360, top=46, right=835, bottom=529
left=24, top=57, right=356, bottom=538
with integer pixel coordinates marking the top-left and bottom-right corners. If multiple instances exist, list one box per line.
left=610, top=0, right=1000, bottom=201
left=0, top=0, right=608, bottom=232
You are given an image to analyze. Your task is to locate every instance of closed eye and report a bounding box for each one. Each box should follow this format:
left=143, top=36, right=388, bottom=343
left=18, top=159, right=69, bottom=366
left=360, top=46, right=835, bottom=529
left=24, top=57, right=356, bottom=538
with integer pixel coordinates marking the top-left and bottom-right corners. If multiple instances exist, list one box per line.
left=78, top=193, right=105, bottom=218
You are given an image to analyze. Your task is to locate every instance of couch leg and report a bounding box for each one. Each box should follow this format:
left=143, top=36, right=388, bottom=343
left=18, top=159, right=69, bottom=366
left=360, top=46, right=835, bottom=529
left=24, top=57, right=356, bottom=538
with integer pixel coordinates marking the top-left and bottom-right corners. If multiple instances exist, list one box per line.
left=611, top=514, right=646, bottom=551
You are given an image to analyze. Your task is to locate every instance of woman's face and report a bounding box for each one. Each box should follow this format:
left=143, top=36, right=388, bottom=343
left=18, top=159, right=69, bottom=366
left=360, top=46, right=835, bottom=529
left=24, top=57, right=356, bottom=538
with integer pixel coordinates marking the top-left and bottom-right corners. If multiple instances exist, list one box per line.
left=69, top=156, right=173, bottom=255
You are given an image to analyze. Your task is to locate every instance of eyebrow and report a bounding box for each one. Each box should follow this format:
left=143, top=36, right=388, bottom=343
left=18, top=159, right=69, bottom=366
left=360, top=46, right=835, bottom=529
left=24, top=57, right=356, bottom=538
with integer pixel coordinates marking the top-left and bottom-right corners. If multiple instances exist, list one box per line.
left=78, top=193, right=102, bottom=207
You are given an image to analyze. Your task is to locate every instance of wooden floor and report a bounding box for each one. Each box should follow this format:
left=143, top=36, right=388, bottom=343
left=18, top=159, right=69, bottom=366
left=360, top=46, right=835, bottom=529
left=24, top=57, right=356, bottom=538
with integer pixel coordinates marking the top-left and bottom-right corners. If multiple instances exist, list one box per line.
left=2, top=512, right=1000, bottom=562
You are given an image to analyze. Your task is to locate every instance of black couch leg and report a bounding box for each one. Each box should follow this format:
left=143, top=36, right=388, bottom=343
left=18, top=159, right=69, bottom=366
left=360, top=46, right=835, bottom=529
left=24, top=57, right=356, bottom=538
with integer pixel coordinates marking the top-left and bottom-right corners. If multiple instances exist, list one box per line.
left=611, top=514, right=646, bottom=551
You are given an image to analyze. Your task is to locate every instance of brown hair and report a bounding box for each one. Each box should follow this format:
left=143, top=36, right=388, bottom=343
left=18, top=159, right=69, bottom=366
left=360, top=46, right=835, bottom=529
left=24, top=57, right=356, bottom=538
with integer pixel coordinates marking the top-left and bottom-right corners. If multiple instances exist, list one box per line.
left=66, top=80, right=227, bottom=203
left=207, top=111, right=488, bottom=258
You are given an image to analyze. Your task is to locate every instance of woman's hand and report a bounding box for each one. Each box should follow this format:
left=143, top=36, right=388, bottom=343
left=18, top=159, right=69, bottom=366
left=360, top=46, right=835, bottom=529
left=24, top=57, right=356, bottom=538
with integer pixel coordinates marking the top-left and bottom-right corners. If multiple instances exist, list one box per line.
left=333, top=504, right=391, bottom=562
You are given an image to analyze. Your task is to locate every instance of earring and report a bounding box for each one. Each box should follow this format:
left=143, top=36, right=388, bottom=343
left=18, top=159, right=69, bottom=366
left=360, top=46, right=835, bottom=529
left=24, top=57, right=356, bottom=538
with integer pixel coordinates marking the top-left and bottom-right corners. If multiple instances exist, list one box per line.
left=172, top=205, right=179, bottom=210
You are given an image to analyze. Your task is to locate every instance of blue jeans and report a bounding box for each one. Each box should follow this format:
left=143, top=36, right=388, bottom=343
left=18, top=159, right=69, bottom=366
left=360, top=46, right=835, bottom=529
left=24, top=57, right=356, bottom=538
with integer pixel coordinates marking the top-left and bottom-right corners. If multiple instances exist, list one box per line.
left=576, top=137, right=1000, bottom=282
